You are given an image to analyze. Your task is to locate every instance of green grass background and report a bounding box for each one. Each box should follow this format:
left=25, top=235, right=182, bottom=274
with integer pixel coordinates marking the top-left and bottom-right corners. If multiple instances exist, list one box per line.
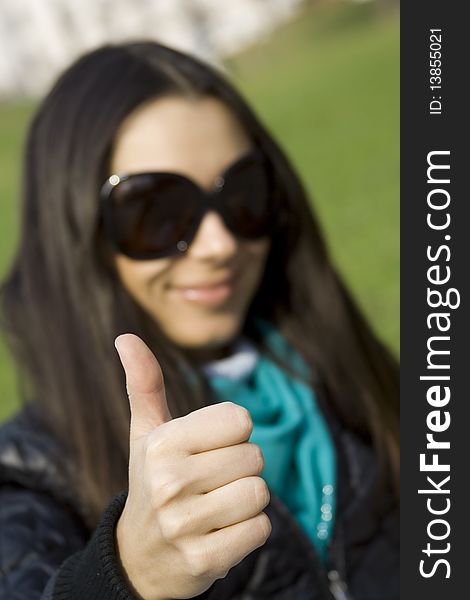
left=0, top=1, right=399, bottom=421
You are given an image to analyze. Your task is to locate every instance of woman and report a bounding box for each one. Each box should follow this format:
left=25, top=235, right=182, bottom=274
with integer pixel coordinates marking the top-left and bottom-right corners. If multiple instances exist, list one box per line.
left=0, top=41, right=399, bottom=599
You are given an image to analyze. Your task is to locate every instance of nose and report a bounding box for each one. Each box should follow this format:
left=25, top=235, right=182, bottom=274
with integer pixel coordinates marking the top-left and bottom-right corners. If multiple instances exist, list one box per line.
left=188, top=210, right=238, bottom=262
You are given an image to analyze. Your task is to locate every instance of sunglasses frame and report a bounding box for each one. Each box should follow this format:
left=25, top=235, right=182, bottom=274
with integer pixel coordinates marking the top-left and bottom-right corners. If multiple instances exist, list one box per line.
left=99, top=148, right=279, bottom=260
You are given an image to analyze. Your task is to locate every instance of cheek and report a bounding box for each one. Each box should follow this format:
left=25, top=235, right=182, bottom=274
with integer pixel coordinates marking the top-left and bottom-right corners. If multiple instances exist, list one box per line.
left=244, top=239, right=271, bottom=281
left=113, top=255, right=171, bottom=303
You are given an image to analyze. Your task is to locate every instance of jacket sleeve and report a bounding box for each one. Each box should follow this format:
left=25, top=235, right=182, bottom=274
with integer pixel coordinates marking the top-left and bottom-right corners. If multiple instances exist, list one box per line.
left=0, top=486, right=145, bottom=600
left=0, top=486, right=88, bottom=600
left=0, top=485, right=222, bottom=600
left=45, top=490, right=144, bottom=600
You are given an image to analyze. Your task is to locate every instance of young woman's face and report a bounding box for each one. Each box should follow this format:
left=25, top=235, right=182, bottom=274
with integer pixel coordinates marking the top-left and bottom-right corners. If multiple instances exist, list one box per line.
left=110, top=95, right=271, bottom=359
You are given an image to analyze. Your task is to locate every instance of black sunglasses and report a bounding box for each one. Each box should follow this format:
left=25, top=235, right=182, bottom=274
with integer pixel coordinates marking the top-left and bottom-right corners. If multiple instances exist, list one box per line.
left=99, top=149, right=279, bottom=260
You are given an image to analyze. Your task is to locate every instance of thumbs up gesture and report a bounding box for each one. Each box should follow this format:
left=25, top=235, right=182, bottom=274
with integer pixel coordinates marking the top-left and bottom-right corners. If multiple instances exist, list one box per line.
left=114, top=334, right=271, bottom=600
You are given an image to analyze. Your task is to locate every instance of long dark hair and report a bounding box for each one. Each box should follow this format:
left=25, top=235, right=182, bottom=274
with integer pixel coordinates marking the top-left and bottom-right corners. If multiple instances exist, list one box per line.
left=0, top=41, right=399, bottom=527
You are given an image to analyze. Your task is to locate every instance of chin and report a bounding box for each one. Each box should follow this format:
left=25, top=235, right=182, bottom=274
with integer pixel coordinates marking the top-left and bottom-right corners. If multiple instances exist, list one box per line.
left=166, top=312, right=244, bottom=351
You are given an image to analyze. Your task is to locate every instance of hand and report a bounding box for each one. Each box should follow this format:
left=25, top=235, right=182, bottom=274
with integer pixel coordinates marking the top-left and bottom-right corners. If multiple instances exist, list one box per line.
left=114, top=334, right=271, bottom=600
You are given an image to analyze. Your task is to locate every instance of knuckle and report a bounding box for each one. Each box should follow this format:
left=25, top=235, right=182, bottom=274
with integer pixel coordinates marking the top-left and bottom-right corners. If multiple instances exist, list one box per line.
left=159, top=510, right=187, bottom=542
left=252, top=477, right=270, bottom=508
left=228, top=403, right=253, bottom=438
left=146, top=428, right=172, bottom=459
left=184, top=544, right=218, bottom=580
left=151, top=468, right=185, bottom=506
left=256, top=512, right=272, bottom=541
left=250, top=443, right=264, bottom=473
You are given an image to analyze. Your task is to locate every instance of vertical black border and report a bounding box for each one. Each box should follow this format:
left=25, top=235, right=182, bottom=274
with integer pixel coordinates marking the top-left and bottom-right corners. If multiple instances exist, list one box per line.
left=401, top=3, right=468, bottom=596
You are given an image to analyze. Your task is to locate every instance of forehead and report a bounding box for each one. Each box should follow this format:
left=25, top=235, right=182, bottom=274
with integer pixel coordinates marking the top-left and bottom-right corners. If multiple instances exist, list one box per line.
left=109, top=95, right=253, bottom=188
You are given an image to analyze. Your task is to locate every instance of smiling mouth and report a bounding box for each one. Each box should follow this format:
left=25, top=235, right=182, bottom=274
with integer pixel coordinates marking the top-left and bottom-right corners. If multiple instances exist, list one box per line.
left=172, top=274, right=239, bottom=306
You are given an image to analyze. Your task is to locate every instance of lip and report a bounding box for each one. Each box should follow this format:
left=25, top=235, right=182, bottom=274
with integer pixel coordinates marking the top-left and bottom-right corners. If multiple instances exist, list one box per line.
left=172, top=273, right=239, bottom=306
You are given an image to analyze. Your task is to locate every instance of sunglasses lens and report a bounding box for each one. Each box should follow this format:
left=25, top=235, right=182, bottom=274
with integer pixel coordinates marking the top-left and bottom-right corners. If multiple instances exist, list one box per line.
left=102, top=151, right=278, bottom=259
left=222, top=156, right=274, bottom=238
left=108, top=175, right=200, bottom=258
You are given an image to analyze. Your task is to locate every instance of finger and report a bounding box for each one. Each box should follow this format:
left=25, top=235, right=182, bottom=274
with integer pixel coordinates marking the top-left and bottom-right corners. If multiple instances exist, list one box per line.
left=194, top=476, right=270, bottom=533
left=195, top=512, right=271, bottom=576
left=159, top=401, right=253, bottom=455
left=185, top=442, right=264, bottom=494
left=115, top=333, right=172, bottom=440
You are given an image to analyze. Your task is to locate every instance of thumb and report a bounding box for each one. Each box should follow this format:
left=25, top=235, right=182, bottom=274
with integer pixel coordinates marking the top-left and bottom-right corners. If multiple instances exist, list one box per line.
left=115, top=333, right=172, bottom=440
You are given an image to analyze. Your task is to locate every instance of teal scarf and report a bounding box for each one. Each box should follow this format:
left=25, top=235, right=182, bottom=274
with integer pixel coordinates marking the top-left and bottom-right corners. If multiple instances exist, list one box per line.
left=202, top=320, right=337, bottom=563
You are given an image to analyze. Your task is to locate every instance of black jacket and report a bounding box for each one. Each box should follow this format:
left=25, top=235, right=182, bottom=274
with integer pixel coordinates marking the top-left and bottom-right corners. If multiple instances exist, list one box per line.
left=0, top=405, right=399, bottom=600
